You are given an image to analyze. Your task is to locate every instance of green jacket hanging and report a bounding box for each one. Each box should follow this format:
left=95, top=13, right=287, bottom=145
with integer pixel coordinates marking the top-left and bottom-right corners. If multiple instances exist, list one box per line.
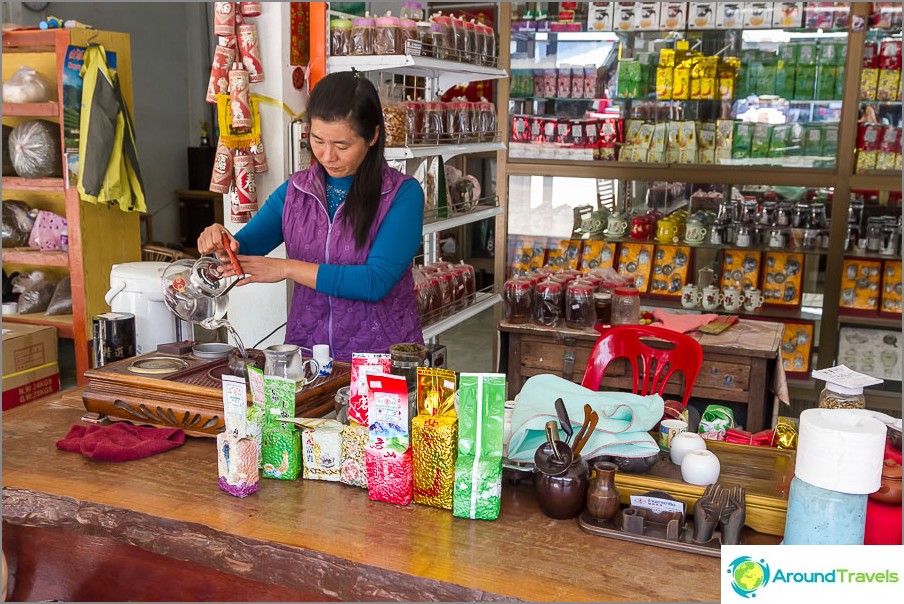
left=77, top=44, right=146, bottom=212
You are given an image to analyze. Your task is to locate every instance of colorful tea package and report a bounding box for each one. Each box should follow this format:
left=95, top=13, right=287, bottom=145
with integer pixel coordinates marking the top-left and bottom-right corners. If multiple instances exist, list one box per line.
left=246, top=365, right=266, bottom=467
left=715, top=119, right=734, bottom=163
left=340, top=423, right=368, bottom=488
left=772, top=416, right=799, bottom=450
left=698, top=404, right=734, bottom=440
left=299, top=418, right=343, bottom=481
left=412, top=367, right=458, bottom=509
left=366, top=373, right=413, bottom=505
left=349, top=352, right=392, bottom=426
left=261, top=375, right=301, bottom=480
left=452, top=373, right=506, bottom=521
left=217, top=374, right=259, bottom=497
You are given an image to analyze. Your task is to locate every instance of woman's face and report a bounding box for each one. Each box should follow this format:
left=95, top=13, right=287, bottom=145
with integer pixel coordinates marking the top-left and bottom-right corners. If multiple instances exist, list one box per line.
left=310, top=117, right=378, bottom=178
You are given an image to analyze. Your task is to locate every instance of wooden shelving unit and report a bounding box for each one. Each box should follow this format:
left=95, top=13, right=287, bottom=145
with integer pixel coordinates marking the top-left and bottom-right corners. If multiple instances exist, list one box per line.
left=2, top=28, right=141, bottom=386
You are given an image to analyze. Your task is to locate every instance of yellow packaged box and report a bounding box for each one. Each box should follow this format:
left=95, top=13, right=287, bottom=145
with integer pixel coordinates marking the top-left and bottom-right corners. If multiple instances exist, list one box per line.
left=2, top=324, right=60, bottom=411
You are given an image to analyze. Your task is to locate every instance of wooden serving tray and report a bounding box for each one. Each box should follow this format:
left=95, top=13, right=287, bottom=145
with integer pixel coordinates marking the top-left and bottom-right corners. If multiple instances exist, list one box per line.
left=612, top=440, right=795, bottom=536
left=578, top=508, right=724, bottom=557
left=82, top=350, right=351, bottom=437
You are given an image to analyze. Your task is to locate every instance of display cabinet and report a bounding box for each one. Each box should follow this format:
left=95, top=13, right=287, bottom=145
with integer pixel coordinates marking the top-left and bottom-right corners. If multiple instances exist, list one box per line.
left=2, top=29, right=142, bottom=385
left=310, top=3, right=508, bottom=340
left=497, top=2, right=902, bottom=409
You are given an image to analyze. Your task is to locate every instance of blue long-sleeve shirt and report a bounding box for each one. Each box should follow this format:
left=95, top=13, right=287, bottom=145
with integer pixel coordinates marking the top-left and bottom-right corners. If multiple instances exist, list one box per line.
left=234, top=174, right=424, bottom=302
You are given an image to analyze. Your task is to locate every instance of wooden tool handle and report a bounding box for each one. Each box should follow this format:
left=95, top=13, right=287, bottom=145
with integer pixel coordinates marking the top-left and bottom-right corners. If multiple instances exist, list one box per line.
left=221, top=231, right=244, bottom=277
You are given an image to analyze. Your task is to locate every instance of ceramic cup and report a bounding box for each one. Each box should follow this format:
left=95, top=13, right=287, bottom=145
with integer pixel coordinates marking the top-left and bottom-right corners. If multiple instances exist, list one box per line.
left=313, top=344, right=333, bottom=377
left=681, top=284, right=700, bottom=309
left=607, top=214, right=628, bottom=237
left=669, top=432, right=707, bottom=466
left=680, top=449, right=721, bottom=485
left=701, top=285, right=723, bottom=311
left=656, top=219, right=680, bottom=244
left=722, top=286, right=742, bottom=312
left=630, top=215, right=653, bottom=240
left=684, top=220, right=707, bottom=244
left=743, top=288, right=764, bottom=312
left=659, top=419, right=688, bottom=451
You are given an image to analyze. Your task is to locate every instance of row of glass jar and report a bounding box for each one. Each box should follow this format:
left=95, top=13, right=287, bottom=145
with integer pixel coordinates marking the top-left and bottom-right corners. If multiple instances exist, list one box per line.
left=330, top=12, right=497, bottom=66
left=387, top=99, right=498, bottom=146
left=713, top=198, right=829, bottom=230
left=503, top=269, right=642, bottom=330
left=413, top=261, right=477, bottom=323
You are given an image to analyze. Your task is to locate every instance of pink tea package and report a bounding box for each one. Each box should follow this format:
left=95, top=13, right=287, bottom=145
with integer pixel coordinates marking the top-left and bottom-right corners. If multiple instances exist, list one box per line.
left=348, top=352, right=392, bottom=426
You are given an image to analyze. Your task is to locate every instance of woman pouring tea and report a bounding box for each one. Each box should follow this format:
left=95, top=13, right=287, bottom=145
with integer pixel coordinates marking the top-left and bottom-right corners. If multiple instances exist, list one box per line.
left=198, top=71, right=424, bottom=362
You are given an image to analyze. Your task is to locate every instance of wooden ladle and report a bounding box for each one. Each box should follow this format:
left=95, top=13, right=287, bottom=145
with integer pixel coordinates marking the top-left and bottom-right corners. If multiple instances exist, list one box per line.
left=572, top=410, right=599, bottom=459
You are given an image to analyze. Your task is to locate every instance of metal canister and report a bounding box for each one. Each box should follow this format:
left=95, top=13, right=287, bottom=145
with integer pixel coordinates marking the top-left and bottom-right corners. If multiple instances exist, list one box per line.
left=879, top=222, right=900, bottom=257
left=237, top=23, right=264, bottom=83
left=233, top=149, right=258, bottom=213
left=92, top=312, right=136, bottom=367
left=214, top=2, right=236, bottom=36
left=228, top=62, right=252, bottom=131
left=209, top=138, right=234, bottom=193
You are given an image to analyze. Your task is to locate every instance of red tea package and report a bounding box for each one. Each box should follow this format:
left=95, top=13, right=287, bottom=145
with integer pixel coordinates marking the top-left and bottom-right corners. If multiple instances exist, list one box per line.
left=863, top=42, right=880, bottom=69
left=879, top=39, right=903, bottom=71
left=857, top=124, right=884, bottom=151
left=349, top=353, right=392, bottom=426
left=511, top=114, right=530, bottom=142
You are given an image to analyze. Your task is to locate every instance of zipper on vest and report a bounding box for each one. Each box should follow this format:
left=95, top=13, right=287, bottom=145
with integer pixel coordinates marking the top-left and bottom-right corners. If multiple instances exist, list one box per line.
left=299, top=182, right=336, bottom=353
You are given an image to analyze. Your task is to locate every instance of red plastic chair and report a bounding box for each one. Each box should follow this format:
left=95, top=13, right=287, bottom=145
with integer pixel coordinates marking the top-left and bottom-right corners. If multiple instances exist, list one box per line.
left=580, top=325, right=703, bottom=406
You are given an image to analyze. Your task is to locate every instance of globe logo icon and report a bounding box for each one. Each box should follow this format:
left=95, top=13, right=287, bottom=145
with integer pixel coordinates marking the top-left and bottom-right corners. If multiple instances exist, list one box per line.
left=727, top=556, right=770, bottom=598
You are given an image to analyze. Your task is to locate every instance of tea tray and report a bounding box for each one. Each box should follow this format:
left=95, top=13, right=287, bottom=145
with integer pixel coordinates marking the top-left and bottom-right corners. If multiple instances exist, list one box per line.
left=578, top=508, right=725, bottom=557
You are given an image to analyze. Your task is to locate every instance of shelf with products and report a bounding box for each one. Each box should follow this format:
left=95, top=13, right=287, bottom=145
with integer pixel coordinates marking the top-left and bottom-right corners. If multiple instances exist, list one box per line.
left=385, top=139, right=505, bottom=161
left=1, top=101, right=60, bottom=117
left=422, top=288, right=502, bottom=340
left=2, top=248, right=70, bottom=268
left=853, top=27, right=902, bottom=176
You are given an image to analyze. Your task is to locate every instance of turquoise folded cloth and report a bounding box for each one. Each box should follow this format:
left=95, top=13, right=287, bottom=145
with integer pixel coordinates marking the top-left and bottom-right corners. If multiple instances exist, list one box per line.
left=507, top=374, right=664, bottom=462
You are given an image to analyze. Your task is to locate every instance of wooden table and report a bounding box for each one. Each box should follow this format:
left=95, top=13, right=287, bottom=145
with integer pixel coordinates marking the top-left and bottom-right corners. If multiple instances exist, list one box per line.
left=498, top=320, right=783, bottom=432
left=1, top=389, right=731, bottom=602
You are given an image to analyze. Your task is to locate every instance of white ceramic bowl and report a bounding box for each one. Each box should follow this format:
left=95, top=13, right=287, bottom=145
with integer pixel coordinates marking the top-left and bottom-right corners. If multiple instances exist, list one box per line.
left=680, top=449, right=721, bottom=485
left=669, top=432, right=707, bottom=466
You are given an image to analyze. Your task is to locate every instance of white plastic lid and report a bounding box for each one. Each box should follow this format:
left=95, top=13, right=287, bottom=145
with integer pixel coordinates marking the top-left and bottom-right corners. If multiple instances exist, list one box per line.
left=109, top=262, right=170, bottom=294
left=824, top=381, right=864, bottom=397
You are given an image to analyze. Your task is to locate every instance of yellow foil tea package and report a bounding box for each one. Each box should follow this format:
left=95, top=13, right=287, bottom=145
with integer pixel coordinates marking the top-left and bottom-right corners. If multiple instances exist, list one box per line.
left=412, top=367, right=458, bottom=509
left=772, top=416, right=799, bottom=450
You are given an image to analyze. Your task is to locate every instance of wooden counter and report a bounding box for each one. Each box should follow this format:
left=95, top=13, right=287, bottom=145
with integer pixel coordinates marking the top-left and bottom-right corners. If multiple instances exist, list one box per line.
left=2, top=389, right=729, bottom=602
left=499, top=320, right=783, bottom=431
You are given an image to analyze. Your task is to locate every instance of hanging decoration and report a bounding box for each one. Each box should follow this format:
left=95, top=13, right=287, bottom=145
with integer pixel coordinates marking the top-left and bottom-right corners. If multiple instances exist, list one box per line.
left=289, top=3, right=311, bottom=66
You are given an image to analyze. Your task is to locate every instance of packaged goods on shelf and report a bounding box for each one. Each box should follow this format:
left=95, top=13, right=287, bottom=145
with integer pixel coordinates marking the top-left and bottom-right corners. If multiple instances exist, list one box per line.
left=870, top=2, right=904, bottom=30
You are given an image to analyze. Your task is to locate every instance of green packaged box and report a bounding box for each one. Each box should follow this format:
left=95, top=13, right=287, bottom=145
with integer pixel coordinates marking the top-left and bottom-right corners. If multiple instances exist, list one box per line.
left=732, top=122, right=754, bottom=159
left=822, top=124, right=839, bottom=157
left=262, top=424, right=302, bottom=480
left=834, top=43, right=847, bottom=65
left=755, top=63, right=776, bottom=96
left=768, top=124, right=791, bottom=158
left=794, top=65, right=816, bottom=100
left=617, top=59, right=642, bottom=99
left=751, top=123, right=772, bottom=159
left=803, top=125, right=824, bottom=157
left=795, top=43, right=817, bottom=66
left=779, top=43, right=797, bottom=65
left=452, top=373, right=506, bottom=521
left=816, top=65, right=837, bottom=101
left=834, top=65, right=845, bottom=100
left=817, top=42, right=837, bottom=67
left=781, top=64, right=797, bottom=99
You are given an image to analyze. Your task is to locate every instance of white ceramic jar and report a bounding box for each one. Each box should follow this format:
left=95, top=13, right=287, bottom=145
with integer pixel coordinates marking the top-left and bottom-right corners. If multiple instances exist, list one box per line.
left=680, top=449, right=721, bottom=485
left=669, top=432, right=707, bottom=466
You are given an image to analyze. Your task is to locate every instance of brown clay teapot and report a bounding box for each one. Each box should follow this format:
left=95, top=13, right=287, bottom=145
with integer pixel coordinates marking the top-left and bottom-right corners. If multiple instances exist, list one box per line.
left=869, top=459, right=902, bottom=505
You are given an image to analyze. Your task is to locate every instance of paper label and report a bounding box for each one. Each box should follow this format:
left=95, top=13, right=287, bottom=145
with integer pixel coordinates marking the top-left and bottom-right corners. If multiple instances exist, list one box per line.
left=247, top=365, right=266, bottom=406
left=222, top=374, right=247, bottom=436
left=630, top=495, right=686, bottom=515
left=811, top=364, right=884, bottom=388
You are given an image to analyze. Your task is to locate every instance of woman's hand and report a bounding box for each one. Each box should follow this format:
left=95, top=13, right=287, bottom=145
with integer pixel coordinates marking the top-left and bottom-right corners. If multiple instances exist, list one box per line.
left=197, top=224, right=238, bottom=264
left=232, top=255, right=289, bottom=285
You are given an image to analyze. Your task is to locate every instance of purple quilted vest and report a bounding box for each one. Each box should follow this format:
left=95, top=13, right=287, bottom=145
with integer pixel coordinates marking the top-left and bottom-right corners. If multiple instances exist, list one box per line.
left=282, top=162, right=423, bottom=362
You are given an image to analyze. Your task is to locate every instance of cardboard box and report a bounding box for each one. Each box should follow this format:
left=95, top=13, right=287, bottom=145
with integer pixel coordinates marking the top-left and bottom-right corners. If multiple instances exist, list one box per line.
left=3, top=323, right=60, bottom=411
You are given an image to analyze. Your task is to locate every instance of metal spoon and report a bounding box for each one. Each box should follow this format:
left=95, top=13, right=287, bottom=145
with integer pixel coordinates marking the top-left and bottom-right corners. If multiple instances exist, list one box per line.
left=554, top=398, right=574, bottom=445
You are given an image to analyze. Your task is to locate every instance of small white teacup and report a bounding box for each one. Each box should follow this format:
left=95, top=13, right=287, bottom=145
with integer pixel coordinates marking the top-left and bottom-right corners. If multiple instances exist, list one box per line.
left=313, top=344, right=333, bottom=377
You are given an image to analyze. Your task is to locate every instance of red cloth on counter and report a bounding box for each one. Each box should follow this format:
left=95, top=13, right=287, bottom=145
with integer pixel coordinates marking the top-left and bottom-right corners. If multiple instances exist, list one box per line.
left=650, top=309, right=719, bottom=333
left=865, top=442, right=902, bottom=545
left=56, top=423, right=186, bottom=462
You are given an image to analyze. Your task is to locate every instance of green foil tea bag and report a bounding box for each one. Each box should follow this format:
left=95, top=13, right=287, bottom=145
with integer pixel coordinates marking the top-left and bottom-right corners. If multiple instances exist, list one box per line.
left=262, top=424, right=301, bottom=480
left=247, top=365, right=266, bottom=468
left=452, top=373, right=506, bottom=521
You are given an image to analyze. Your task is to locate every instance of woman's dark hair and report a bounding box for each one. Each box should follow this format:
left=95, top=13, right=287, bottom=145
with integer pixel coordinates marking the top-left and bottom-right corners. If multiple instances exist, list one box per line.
left=307, top=70, right=385, bottom=249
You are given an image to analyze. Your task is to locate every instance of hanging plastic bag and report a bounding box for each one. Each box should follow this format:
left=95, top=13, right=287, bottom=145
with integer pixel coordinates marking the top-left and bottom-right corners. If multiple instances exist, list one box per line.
left=2, top=199, right=37, bottom=248
left=8, top=119, right=62, bottom=178
left=46, top=277, right=72, bottom=316
left=2, top=66, right=51, bottom=103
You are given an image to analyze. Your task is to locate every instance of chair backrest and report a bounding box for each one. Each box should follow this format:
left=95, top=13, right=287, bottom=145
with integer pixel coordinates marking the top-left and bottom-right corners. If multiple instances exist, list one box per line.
left=580, top=325, right=703, bottom=406
left=141, top=244, right=191, bottom=262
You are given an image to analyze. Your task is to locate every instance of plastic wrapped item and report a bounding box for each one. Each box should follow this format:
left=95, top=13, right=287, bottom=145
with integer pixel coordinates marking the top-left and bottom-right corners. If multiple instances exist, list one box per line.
left=464, top=20, right=478, bottom=61
left=450, top=14, right=467, bottom=57
left=330, top=18, right=352, bottom=56
left=46, top=276, right=72, bottom=316
left=478, top=100, right=497, bottom=141
left=400, top=1, right=424, bottom=22
left=28, top=210, right=67, bottom=251
left=399, top=18, right=417, bottom=54
left=422, top=101, right=444, bottom=143
left=3, top=125, right=16, bottom=176
left=2, top=199, right=36, bottom=248
left=430, top=13, right=454, bottom=57
left=503, top=277, right=533, bottom=323
left=444, top=165, right=481, bottom=213
left=403, top=99, right=424, bottom=143
left=8, top=119, right=62, bottom=178
left=374, top=12, right=400, bottom=55
left=383, top=103, right=408, bottom=147
left=17, top=279, right=56, bottom=314
left=11, top=269, right=46, bottom=294
left=351, top=13, right=375, bottom=56
left=2, top=66, right=51, bottom=103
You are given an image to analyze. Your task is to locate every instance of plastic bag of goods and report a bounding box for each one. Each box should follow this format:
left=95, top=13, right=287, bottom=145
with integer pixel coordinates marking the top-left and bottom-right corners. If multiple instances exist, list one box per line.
left=2, top=66, right=51, bottom=103
left=8, top=119, right=62, bottom=178
left=18, top=279, right=57, bottom=314
left=2, top=199, right=37, bottom=248
left=46, top=277, right=72, bottom=316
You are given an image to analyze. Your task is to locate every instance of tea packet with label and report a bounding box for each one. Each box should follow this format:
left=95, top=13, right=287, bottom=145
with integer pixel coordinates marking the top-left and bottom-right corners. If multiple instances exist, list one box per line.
left=365, top=373, right=413, bottom=505
left=412, top=367, right=458, bottom=509
left=217, top=373, right=259, bottom=497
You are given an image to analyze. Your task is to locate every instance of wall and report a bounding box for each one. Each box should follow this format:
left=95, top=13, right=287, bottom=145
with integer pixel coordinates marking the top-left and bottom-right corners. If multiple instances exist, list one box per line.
left=6, top=1, right=211, bottom=246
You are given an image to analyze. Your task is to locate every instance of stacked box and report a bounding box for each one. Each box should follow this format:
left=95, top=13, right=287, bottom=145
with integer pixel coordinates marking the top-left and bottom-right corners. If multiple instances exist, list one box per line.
left=340, top=423, right=368, bottom=488
left=697, top=122, right=716, bottom=164
left=769, top=124, right=791, bottom=158
left=677, top=120, right=697, bottom=163
left=302, top=419, right=344, bottom=481
left=802, top=125, right=824, bottom=157
left=452, top=373, right=506, bottom=521
left=751, top=123, right=772, bottom=158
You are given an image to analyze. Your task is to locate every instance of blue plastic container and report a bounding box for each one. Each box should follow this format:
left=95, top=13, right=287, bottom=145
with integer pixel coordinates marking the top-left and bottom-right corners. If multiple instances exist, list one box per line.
left=782, top=475, right=868, bottom=545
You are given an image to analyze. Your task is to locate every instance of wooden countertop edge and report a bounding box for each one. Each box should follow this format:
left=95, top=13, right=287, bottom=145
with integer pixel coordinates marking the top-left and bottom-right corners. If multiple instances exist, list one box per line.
left=1, top=486, right=517, bottom=603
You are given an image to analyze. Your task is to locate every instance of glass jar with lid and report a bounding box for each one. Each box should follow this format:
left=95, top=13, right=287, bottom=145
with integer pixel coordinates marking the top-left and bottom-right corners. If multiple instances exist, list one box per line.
left=593, top=291, right=612, bottom=325
left=532, top=280, right=564, bottom=327
left=565, top=281, right=595, bottom=330
left=414, top=21, right=432, bottom=57
left=611, top=286, right=641, bottom=326
left=374, top=12, right=400, bottom=55
left=503, top=278, right=533, bottom=324
left=866, top=217, right=884, bottom=252
left=351, top=13, right=375, bottom=56
left=330, top=18, right=352, bottom=56
left=422, top=102, right=444, bottom=143
left=818, top=382, right=866, bottom=409
left=398, top=18, right=417, bottom=54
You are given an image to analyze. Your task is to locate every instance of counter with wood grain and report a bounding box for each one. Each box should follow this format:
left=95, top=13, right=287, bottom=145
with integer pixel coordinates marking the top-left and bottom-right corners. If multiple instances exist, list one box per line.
left=2, top=389, right=729, bottom=602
